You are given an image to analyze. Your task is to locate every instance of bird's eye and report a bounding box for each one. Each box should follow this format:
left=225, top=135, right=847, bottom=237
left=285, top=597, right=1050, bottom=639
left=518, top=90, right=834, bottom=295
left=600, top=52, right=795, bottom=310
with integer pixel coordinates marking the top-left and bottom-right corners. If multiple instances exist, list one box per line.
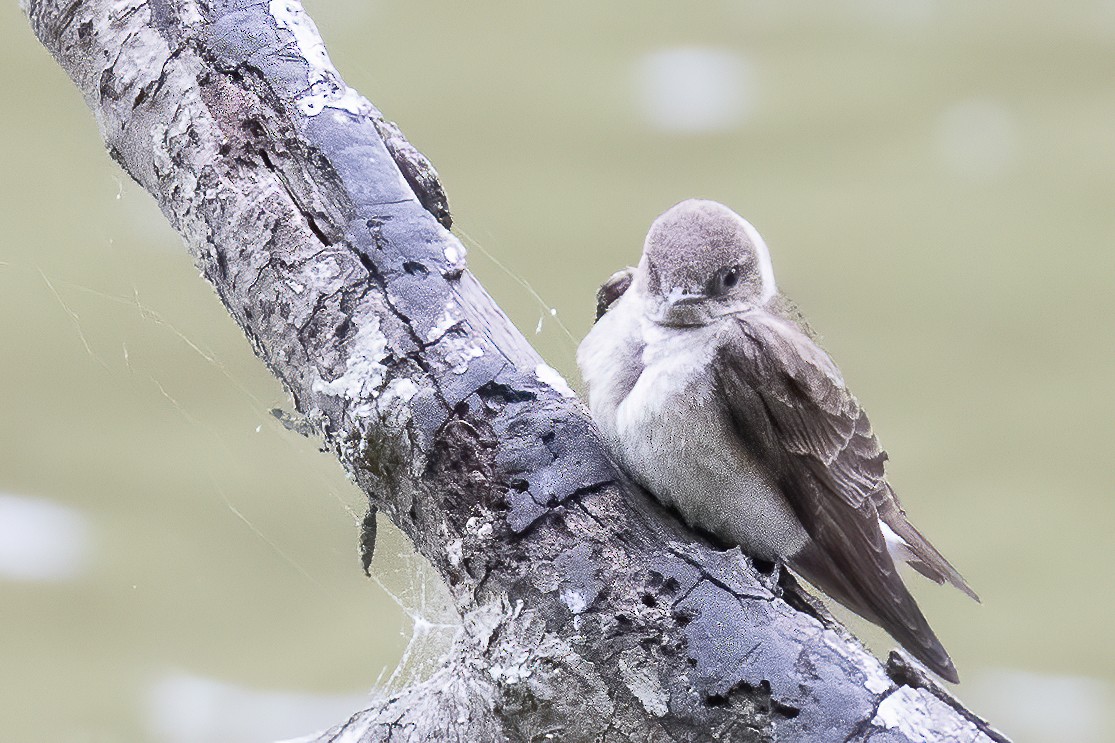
left=721, top=266, right=740, bottom=289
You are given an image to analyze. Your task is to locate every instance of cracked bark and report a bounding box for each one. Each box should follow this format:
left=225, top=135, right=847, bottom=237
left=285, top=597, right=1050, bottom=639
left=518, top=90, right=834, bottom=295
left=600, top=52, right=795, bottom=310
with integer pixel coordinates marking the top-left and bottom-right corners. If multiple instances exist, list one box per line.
left=25, top=1, right=1011, bottom=741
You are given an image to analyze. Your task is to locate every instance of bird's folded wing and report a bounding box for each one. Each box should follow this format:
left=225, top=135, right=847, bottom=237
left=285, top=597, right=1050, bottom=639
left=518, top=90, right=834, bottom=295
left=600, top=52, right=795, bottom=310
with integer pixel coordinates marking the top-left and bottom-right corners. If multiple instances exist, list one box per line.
left=713, top=312, right=959, bottom=681
left=715, top=312, right=888, bottom=511
left=595, top=267, right=635, bottom=321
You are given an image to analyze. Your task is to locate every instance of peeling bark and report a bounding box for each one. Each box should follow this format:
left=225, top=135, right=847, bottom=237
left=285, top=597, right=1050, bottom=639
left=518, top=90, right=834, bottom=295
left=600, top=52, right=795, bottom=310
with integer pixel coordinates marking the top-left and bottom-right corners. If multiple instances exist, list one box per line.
left=25, top=1, right=1011, bottom=741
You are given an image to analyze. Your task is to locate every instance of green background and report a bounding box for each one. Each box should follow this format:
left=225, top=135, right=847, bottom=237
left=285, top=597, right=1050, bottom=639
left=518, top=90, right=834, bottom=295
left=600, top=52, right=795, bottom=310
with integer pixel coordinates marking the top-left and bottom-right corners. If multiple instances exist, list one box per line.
left=2, top=2, right=1113, bottom=741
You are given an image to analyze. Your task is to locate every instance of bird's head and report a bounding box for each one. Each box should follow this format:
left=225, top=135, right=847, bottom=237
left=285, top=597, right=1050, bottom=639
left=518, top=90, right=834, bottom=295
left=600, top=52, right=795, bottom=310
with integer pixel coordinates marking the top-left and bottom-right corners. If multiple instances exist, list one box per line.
left=638, top=199, right=777, bottom=327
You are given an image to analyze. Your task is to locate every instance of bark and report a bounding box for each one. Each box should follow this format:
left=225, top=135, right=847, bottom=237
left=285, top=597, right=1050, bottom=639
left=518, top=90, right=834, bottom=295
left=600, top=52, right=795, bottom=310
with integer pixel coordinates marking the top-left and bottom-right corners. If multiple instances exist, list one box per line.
left=25, top=1, right=1010, bottom=741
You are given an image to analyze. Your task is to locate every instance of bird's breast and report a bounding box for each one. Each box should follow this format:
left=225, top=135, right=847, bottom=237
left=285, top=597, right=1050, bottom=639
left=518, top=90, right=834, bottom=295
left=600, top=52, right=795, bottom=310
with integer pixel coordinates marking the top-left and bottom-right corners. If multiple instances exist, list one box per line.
left=613, top=322, right=808, bottom=559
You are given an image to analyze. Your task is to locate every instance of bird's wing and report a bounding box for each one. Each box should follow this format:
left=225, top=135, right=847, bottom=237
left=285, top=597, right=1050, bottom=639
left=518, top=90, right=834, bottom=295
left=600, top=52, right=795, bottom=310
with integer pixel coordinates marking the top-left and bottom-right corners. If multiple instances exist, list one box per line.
left=716, top=311, right=885, bottom=509
left=739, top=307, right=977, bottom=599
left=713, top=310, right=962, bottom=681
left=595, top=267, right=635, bottom=321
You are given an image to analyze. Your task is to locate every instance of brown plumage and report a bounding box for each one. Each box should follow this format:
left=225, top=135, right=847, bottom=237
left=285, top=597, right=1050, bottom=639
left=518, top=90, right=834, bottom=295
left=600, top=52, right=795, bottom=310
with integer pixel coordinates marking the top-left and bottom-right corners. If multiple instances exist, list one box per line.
left=715, top=311, right=976, bottom=682
left=579, top=199, right=978, bottom=683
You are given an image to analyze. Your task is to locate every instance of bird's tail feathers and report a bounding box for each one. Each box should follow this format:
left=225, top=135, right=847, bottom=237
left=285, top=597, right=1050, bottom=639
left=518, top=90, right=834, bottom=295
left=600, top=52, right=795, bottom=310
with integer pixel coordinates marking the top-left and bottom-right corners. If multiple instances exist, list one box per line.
left=789, top=542, right=963, bottom=678
left=883, top=512, right=980, bottom=602
left=789, top=539, right=960, bottom=684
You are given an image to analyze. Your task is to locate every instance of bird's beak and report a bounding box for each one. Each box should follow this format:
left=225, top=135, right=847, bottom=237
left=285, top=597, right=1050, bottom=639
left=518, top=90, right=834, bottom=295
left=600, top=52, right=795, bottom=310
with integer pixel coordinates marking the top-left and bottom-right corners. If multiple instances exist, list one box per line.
left=654, top=292, right=712, bottom=326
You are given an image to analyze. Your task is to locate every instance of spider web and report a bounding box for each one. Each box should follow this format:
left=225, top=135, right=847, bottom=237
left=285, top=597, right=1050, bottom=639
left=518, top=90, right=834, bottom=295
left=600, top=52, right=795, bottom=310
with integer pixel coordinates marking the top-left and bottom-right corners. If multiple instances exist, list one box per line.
left=29, top=212, right=581, bottom=702
left=365, top=541, right=461, bottom=694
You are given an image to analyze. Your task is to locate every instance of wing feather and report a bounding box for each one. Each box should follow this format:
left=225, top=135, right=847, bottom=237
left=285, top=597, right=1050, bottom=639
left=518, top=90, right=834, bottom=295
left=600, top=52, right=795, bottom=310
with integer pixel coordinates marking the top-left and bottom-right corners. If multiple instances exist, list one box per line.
left=715, top=311, right=968, bottom=681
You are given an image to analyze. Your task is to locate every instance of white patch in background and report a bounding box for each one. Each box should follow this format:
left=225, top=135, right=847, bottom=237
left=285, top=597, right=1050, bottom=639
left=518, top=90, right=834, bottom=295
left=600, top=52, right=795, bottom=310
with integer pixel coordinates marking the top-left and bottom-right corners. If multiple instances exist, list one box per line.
left=634, top=47, right=755, bottom=134
left=0, top=493, right=92, bottom=582
left=965, top=668, right=1114, bottom=743
left=934, top=99, right=1018, bottom=180
left=535, top=364, right=576, bottom=398
left=145, top=670, right=370, bottom=743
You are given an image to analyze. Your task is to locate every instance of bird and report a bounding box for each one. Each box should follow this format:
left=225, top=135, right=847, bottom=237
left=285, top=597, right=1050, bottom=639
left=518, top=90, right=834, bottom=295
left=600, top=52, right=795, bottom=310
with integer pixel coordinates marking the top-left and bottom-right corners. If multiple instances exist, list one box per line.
left=576, top=199, right=978, bottom=683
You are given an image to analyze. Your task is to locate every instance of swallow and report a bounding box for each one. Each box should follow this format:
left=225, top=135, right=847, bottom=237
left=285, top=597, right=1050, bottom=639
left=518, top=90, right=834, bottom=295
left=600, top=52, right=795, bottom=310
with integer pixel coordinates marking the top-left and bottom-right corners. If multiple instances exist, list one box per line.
left=577, top=199, right=978, bottom=682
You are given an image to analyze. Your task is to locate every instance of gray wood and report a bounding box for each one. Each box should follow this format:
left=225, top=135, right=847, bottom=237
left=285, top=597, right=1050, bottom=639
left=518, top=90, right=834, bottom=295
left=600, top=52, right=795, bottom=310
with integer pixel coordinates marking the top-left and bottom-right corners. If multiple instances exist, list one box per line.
left=24, top=1, right=1010, bottom=740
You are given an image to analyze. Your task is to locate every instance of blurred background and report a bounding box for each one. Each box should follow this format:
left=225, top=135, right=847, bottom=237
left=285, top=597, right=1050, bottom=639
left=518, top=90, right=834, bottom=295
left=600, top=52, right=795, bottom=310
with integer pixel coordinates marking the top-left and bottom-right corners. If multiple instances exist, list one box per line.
left=2, top=1, right=1113, bottom=741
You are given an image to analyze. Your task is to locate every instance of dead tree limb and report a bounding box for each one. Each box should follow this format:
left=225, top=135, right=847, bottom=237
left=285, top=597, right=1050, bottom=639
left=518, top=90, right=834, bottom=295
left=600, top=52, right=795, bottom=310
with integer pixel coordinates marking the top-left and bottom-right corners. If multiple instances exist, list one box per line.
left=25, top=1, right=1010, bottom=740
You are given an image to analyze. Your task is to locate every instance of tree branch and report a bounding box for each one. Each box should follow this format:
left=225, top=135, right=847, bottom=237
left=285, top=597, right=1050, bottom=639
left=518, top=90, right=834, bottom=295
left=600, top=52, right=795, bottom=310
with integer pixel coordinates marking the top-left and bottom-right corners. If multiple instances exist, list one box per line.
left=25, top=1, right=1009, bottom=740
